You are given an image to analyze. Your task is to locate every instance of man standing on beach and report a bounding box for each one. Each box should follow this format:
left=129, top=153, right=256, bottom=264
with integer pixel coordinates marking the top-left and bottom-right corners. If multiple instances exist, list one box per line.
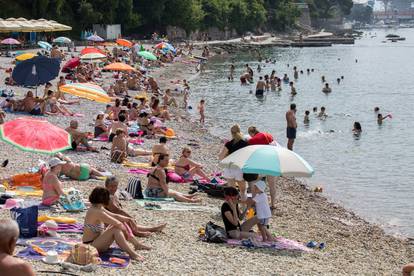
left=286, top=104, right=297, bottom=151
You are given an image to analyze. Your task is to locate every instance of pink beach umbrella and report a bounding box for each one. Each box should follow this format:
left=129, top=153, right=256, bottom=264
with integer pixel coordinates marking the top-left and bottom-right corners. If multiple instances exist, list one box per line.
left=1, top=38, right=20, bottom=45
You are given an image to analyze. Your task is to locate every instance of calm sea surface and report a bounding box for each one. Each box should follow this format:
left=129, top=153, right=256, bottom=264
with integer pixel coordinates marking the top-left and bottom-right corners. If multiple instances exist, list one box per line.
left=189, top=28, right=414, bottom=236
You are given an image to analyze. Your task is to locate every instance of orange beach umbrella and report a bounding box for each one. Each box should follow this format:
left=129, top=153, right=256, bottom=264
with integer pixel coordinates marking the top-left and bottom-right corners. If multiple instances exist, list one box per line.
left=116, top=38, right=133, bottom=48
left=103, top=62, right=135, bottom=71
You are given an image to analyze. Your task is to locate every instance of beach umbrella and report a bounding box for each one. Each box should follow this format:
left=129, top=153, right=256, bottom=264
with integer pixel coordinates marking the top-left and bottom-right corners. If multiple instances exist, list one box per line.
left=80, top=52, right=106, bottom=60
left=1, top=38, right=20, bottom=45
left=80, top=47, right=105, bottom=56
left=138, top=51, right=157, bottom=61
left=53, top=37, right=71, bottom=44
left=48, top=20, right=72, bottom=32
left=86, top=34, right=104, bottom=42
left=62, top=57, right=80, bottom=73
left=0, top=117, right=72, bottom=154
left=15, top=53, right=36, bottom=62
left=59, top=83, right=111, bottom=104
left=219, top=145, right=314, bottom=177
left=37, top=41, right=52, bottom=51
left=116, top=38, right=133, bottom=47
left=12, top=56, right=60, bottom=95
left=103, top=62, right=135, bottom=71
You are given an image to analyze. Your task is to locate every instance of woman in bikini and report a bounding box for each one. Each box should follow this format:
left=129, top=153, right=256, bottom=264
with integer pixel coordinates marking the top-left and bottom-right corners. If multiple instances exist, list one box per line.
left=151, top=98, right=170, bottom=121
left=82, top=187, right=149, bottom=261
left=174, top=147, right=210, bottom=181
left=42, top=158, right=66, bottom=206
left=55, top=153, right=104, bottom=181
left=145, top=154, right=201, bottom=203
left=94, top=113, right=109, bottom=138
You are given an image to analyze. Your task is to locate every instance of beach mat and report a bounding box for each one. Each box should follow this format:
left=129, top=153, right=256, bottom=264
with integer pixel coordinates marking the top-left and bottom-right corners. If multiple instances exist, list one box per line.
left=136, top=199, right=216, bottom=212
left=37, top=222, right=84, bottom=233
left=227, top=236, right=312, bottom=252
left=123, top=161, right=174, bottom=170
left=17, top=237, right=130, bottom=268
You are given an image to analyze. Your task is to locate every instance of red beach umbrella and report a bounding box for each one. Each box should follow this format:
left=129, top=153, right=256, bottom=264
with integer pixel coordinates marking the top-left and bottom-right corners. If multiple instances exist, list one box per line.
left=0, top=117, right=72, bottom=154
left=116, top=38, right=133, bottom=48
left=80, top=47, right=105, bottom=56
left=62, top=57, right=80, bottom=73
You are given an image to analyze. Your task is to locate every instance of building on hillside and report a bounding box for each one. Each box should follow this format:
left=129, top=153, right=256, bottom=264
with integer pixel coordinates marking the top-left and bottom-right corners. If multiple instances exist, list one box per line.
left=92, top=24, right=121, bottom=40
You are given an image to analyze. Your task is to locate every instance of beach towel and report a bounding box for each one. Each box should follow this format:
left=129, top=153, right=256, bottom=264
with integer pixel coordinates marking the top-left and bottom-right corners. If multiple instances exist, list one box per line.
left=128, top=138, right=144, bottom=145
left=38, top=215, right=77, bottom=224
left=11, top=173, right=42, bottom=189
left=17, top=237, right=130, bottom=269
left=93, top=135, right=109, bottom=142
left=123, top=161, right=174, bottom=170
left=127, top=169, right=188, bottom=183
left=227, top=237, right=312, bottom=253
left=37, top=222, right=84, bottom=233
left=136, top=200, right=216, bottom=212
left=6, top=189, right=43, bottom=197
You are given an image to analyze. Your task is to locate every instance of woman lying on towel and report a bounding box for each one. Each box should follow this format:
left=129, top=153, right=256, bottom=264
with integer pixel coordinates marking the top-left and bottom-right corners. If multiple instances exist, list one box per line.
left=174, top=147, right=209, bottom=181
left=145, top=154, right=201, bottom=203
left=55, top=153, right=105, bottom=181
left=82, top=187, right=149, bottom=261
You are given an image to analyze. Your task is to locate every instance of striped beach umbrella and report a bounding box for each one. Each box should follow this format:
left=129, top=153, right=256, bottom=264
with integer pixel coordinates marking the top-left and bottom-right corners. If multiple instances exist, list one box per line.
left=80, top=52, right=106, bottom=60
left=59, top=82, right=111, bottom=103
left=0, top=117, right=72, bottom=154
left=219, top=145, right=314, bottom=177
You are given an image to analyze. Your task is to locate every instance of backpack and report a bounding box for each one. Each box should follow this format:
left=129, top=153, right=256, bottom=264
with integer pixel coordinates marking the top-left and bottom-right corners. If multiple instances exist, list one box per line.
left=126, top=177, right=143, bottom=199
left=192, top=180, right=225, bottom=198
left=204, top=221, right=227, bottom=243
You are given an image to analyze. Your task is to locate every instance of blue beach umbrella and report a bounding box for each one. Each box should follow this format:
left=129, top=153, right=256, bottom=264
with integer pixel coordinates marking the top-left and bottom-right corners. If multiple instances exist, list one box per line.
left=86, top=35, right=104, bottom=42
left=53, top=37, right=71, bottom=44
left=37, top=41, right=52, bottom=51
left=12, top=56, right=60, bottom=90
left=219, top=145, right=314, bottom=177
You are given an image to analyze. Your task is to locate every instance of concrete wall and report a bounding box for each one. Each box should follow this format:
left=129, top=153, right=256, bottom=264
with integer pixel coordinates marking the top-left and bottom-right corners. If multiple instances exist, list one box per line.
left=92, top=24, right=121, bottom=40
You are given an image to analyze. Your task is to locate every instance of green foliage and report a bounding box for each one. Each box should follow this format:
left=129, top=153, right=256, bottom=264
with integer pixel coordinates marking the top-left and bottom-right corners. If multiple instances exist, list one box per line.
left=0, top=0, right=349, bottom=36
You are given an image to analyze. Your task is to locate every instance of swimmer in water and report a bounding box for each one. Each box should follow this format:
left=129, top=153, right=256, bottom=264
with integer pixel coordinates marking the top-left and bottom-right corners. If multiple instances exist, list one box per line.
left=353, top=122, right=362, bottom=134
left=322, top=83, right=332, bottom=93
left=377, top=113, right=391, bottom=125
left=337, top=78, right=341, bottom=84
left=307, top=69, right=310, bottom=74
left=318, top=107, right=327, bottom=119
left=283, top=74, right=289, bottom=82
left=321, top=75, right=326, bottom=82
left=300, top=70, right=303, bottom=74
left=374, top=107, right=380, bottom=112
left=293, top=66, right=298, bottom=79
left=311, top=68, right=315, bottom=72
left=313, top=107, right=318, bottom=114
left=257, top=64, right=262, bottom=73
left=341, top=76, right=344, bottom=80
left=304, top=110, right=310, bottom=125
left=229, top=64, right=235, bottom=81
left=289, top=81, right=297, bottom=95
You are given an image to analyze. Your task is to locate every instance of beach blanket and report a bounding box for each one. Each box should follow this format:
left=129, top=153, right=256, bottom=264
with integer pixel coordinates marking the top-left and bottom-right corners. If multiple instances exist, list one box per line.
left=37, top=222, right=84, bottom=233
left=128, top=138, right=144, bottom=145
left=136, top=200, right=217, bottom=212
left=123, top=161, right=174, bottom=170
left=17, top=237, right=130, bottom=268
left=4, top=189, right=43, bottom=197
left=127, top=169, right=188, bottom=183
left=93, top=135, right=109, bottom=142
left=227, top=237, right=312, bottom=253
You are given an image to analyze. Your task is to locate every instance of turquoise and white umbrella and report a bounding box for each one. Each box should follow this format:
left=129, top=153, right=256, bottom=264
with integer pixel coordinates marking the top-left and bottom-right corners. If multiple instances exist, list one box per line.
left=37, top=41, right=52, bottom=50
left=53, top=37, right=71, bottom=44
left=219, top=145, right=314, bottom=177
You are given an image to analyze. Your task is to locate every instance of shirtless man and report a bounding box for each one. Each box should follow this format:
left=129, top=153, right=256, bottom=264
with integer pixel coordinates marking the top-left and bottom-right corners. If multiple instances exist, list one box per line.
left=256, top=76, right=265, bottom=96
left=111, top=128, right=151, bottom=158
left=55, top=152, right=104, bottom=180
left=286, top=103, right=297, bottom=151
left=66, top=120, right=98, bottom=152
left=0, top=219, right=35, bottom=276
left=289, top=81, right=297, bottom=95
left=105, top=176, right=166, bottom=236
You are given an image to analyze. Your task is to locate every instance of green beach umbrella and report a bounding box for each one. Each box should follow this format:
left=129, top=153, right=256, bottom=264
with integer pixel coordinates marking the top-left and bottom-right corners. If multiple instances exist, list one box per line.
left=138, top=51, right=157, bottom=61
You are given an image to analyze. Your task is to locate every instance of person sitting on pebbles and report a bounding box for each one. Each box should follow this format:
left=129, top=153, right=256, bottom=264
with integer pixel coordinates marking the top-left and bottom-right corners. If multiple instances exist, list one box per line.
left=151, top=136, right=170, bottom=166
left=104, top=176, right=166, bottom=237
left=174, top=147, right=210, bottom=181
left=66, top=120, right=98, bottom=152
left=111, top=128, right=152, bottom=162
left=145, top=154, right=201, bottom=203
left=54, top=153, right=105, bottom=181
left=42, top=158, right=66, bottom=206
left=0, top=219, right=35, bottom=276
left=83, top=187, right=149, bottom=261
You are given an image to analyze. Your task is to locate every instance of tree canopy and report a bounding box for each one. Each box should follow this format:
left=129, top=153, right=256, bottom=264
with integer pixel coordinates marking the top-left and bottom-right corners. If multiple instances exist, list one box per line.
left=0, top=0, right=352, bottom=37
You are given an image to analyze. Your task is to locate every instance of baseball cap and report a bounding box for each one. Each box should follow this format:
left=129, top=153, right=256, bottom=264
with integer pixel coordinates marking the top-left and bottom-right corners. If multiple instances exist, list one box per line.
left=48, top=158, right=66, bottom=168
left=254, top=180, right=266, bottom=192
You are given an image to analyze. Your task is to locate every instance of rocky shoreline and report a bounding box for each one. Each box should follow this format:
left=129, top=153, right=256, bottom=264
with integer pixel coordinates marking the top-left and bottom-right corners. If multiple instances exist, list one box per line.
left=0, top=46, right=412, bottom=274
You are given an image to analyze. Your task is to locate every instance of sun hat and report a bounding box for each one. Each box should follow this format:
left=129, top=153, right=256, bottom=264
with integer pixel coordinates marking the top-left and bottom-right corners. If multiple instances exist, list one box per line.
left=1, top=198, right=23, bottom=209
left=39, top=220, right=59, bottom=237
left=48, top=158, right=66, bottom=168
left=254, top=180, right=266, bottom=192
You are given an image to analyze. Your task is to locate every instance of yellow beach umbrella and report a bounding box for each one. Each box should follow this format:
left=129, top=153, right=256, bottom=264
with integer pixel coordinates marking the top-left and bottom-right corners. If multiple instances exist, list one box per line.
left=59, top=83, right=111, bottom=103
left=16, top=53, right=36, bottom=61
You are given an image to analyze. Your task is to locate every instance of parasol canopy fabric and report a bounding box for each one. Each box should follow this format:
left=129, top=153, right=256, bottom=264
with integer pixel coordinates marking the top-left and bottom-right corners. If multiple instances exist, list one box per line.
left=1, top=38, right=20, bottom=45
left=80, top=47, right=105, bottom=56
left=61, top=57, right=80, bottom=73
left=15, top=53, right=36, bottom=62
left=116, top=38, right=133, bottom=47
left=138, top=51, right=157, bottom=61
left=53, top=37, right=71, bottom=44
left=12, top=56, right=60, bottom=87
left=219, top=145, right=314, bottom=177
left=59, top=83, right=111, bottom=103
left=86, top=35, right=104, bottom=42
left=37, top=41, right=52, bottom=50
left=0, top=117, right=72, bottom=154
left=103, top=62, right=135, bottom=71
left=80, top=52, right=106, bottom=60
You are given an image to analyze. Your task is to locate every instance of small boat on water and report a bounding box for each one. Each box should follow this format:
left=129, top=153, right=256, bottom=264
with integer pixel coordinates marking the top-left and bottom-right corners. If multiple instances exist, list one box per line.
left=386, top=34, right=399, bottom=38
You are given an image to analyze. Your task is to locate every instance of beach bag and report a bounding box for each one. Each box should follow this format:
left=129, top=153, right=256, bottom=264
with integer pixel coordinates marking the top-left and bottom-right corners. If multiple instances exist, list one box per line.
left=59, top=188, right=85, bottom=212
left=205, top=221, right=227, bottom=243
left=111, top=150, right=127, bottom=164
left=193, top=180, right=225, bottom=198
left=68, top=243, right=101, bottom=266
left=126, top=177, right=143, bottom=199
left=10, top=204, right=38, bottom=238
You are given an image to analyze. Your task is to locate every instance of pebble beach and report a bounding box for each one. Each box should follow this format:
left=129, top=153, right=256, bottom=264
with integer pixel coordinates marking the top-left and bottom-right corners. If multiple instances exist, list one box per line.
left=0, top=45, right=413, bottom=275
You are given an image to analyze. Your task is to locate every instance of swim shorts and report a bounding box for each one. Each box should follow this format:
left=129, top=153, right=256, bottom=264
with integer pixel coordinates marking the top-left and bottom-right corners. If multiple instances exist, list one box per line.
left=255, top=89, right=264, bottom=96
left=30, top=107, right=42, bottom=116
left=144, top=187, right=164, bottom=198
left=286, top=127, right=297, bottom=139
left=79, top=163, right=90, bottom=181
left=258, top=218, right=270, bottom=226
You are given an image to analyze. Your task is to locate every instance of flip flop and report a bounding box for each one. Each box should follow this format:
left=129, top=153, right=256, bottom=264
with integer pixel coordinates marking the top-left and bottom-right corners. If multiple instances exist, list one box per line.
left=1, top=159, right=8, bottom=167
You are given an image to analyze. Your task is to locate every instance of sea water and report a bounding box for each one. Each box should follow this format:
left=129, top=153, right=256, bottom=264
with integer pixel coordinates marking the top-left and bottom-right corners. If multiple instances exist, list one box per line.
left=189, top=28, right=414, bottom=236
